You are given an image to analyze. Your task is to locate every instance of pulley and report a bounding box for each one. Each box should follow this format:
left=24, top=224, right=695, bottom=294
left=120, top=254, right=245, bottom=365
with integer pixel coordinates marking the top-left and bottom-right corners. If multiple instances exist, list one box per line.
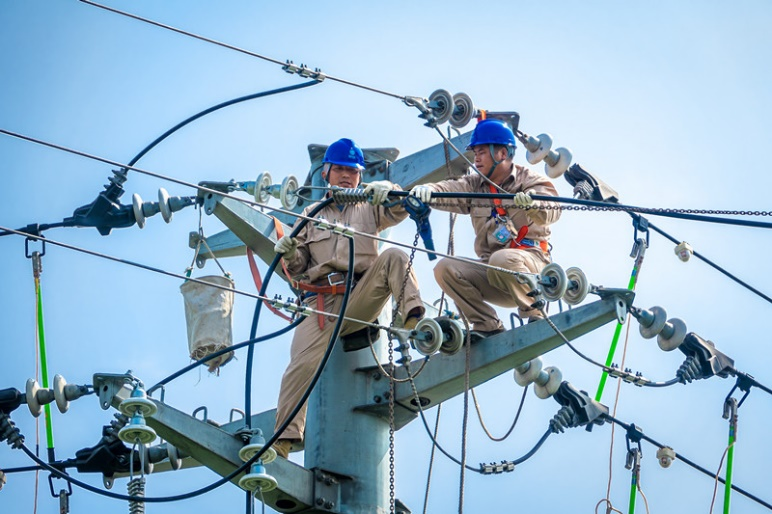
left=239, top=462, right=278, bottom=493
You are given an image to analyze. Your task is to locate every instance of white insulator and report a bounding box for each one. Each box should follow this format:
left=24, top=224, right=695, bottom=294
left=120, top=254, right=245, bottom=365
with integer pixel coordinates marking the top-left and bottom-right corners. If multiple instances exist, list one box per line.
left=674, top=241, right=693, bottom=262
left=656, top=446, right=676, bottom=468
left=119, top=396, right=157, bottom=418
left=544, top=147, right=572, bottom=179
left=52, top=374, right=70, bottom=414
left=239, top=442, right=277, bottom=465
left=252, top=172, right=273, bottom=203
left=540, top=263, right=568, bottom=302
left=413, top=318, right=443, bottom=356
left=437, top=318, right=465, bottom=355
left=513, top=357, right=543, bottom=387
left=638, top=306, right=667, bottom=339
left=25, top=379, right=54, bottom=418
left=428, top=89, right=454, bottom=125
left=563, top=267, right=591, bottom=305
left=533, top=366, right=562, bottom=399
left=166, top=442, right=182, bottom=470
left=280, top=175, right=299, bottom=210
left=239, top=463, right=278, bottom=493
left=157, top=187, right=173, bottom=223
left=132, top=193, right=147, bottom=229
left=657, top=318, right=687, bottom=352
left=449, top=92, right=475, bottom=128
left=524, top=133, right=553, bottom=165
left=118, top=412, right=157, bottom=445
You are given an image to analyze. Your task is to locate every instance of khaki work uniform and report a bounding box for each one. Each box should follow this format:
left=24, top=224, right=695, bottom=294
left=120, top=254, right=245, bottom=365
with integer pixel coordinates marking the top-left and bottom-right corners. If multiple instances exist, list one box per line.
left=429, top=165, right=561, bottom=332
left=275, top=199, right=423, bottom=442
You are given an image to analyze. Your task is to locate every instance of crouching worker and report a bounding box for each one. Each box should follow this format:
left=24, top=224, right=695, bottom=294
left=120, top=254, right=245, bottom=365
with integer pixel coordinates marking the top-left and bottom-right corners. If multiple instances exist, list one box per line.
left=410, top=119, right=561, bottom=337
left=271, top=138, right=425, bottom=459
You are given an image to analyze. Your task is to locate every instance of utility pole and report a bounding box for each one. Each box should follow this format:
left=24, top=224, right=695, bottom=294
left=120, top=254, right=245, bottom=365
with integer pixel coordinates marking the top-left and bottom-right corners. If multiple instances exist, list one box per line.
left=92, top=134, right=626, bottom=513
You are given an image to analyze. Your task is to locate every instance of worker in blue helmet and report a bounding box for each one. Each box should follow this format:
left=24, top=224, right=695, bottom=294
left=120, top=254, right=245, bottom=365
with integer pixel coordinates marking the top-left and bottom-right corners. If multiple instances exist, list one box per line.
left=410, top=119, right=561, bottom=336
left=271, top=138, right=425, bottom=459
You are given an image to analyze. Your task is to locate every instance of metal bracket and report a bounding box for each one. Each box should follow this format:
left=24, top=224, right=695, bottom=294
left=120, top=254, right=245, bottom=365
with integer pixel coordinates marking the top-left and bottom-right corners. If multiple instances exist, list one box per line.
left=312, top=469, right=343, bottom=512
left=92, top=373, right=135, bottom=410
left=595, top=288, right=635, bottom=324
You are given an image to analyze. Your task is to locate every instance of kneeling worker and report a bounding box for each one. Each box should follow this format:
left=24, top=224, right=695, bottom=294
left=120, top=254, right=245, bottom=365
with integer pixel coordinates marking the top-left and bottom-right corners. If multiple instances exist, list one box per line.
left=411, top=119, right=561, bottom=336
left=271, top=137, right=425, bottom=459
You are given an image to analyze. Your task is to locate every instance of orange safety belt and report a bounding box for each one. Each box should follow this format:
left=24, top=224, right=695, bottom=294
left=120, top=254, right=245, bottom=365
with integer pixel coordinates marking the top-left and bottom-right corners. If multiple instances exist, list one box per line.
left=246, top=247, right=292, bottom=322
left=488, top=185, right=549, bottom=252
left=272, top=217, right=328, bottom=329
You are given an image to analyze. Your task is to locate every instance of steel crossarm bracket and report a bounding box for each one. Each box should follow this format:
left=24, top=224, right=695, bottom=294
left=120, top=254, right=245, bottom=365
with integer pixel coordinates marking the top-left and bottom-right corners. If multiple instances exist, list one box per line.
left=194, top=133, right=472, bottom=268
left=355, top=294, right=629, bottom=429
left=92, top=374, right=317, bottom=512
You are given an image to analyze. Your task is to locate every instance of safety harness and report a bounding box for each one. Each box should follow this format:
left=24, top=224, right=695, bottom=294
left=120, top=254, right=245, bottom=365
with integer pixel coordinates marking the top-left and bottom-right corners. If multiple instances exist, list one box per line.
left=273, top=217, right=358, bottom=329
left=488, top=184, right=549, bottom=253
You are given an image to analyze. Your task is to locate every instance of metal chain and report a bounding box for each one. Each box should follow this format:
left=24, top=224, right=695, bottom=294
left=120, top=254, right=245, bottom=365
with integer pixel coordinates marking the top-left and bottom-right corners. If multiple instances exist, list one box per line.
left=428, top=201, right=772, bottom=217
left=388, top=231, right=420, bottom=514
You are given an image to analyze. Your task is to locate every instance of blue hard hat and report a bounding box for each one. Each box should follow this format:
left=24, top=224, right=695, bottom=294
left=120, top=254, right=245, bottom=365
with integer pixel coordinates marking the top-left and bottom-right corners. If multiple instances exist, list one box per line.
left=467, top=119, right=517, bottom=149
left=323, top=138, right=366, bottom=170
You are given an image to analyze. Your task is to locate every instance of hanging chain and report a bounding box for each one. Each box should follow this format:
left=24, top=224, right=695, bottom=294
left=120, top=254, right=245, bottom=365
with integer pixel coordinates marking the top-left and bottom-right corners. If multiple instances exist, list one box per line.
left=428, top=201, right=772, bottom=217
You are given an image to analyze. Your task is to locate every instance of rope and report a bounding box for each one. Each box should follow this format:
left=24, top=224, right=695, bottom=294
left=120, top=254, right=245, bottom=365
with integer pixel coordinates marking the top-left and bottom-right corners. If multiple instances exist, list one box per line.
left=421, top=404, right=441, bottom=514
left=457, top=311, right=472, bottom=514
left=471, top=385, right=528, bottom=442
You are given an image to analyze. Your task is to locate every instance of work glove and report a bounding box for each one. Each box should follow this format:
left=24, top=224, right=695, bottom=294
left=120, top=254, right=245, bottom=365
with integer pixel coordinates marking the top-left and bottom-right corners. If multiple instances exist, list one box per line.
left=513, top=191, right=534, bottom=208
left=363, top=180, right=395, bottom=205
left=410, top=185, right=433, bottom=204
left=274, top=235, right=298, bottom=260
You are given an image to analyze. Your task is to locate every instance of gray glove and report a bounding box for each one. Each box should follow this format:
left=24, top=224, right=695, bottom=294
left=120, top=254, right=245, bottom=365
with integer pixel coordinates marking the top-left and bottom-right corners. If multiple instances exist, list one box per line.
left=274, top=235, right=298, bottom=259
left=513, top=191, right=534, bottom=208
left=363, top=180, right=394, bottom=205
left=410, top=185, right=432, bottom=203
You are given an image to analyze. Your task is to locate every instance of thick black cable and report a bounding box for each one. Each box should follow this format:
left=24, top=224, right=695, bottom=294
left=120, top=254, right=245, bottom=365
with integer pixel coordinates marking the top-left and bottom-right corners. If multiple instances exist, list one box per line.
left=244, top=196, right=335, bottom=428
left=124, top=82, right=320, bottom=169
left=403, top=393, right=553, bottom=473
left=606, top=415, right=772, bottom=510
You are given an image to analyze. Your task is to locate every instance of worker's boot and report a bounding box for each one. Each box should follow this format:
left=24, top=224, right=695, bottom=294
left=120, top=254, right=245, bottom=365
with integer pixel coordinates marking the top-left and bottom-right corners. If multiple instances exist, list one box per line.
left=273, top=439, right=293, bottom=459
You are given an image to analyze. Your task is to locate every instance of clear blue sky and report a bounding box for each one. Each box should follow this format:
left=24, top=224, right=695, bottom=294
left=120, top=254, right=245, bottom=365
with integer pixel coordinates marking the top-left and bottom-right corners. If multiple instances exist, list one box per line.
left=2, top=1, right=772, bottom=513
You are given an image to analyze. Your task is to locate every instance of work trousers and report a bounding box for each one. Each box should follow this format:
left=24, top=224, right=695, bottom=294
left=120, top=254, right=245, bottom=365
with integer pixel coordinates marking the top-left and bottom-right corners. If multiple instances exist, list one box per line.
left=434, top=248, right=550, bottom=332
left=275, top=248, right=423, bottom=442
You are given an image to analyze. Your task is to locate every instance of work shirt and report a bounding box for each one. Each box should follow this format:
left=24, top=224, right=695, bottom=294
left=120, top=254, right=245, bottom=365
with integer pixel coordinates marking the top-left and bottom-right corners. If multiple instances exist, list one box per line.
left=427, top=165, right=561, bottom=262
left=284, top=194, right=408, bottom=282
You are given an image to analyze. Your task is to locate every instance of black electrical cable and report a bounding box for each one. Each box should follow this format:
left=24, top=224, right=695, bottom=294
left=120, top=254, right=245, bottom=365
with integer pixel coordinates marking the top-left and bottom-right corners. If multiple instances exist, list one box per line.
left=124, top=81, right=320, bottom=170
left=147, top=317, right=303, bottom=395
left=9, top=211, right=353, bottom=504
left=606, top=415, right=772, bottom=510
left=403, top=392, right=552, bottom=473
left=243, top=196, right=335, bottom=428
left=640, top=215, right=772, bottom=305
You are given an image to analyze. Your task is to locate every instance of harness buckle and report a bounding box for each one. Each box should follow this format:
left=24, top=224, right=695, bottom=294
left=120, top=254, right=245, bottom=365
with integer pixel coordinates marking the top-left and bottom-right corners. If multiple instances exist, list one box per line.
left=327, top=272, right=346, bottom=286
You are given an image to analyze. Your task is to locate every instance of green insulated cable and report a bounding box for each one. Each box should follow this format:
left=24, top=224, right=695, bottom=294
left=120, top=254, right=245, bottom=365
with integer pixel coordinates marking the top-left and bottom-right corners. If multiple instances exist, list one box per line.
left=724, top=416, right=737, bottom=514
left=595, top=241, right=645, bottom=402
left=32, top=253, right=55, bottom=462
left=628, top=470, right=638, bottom=514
